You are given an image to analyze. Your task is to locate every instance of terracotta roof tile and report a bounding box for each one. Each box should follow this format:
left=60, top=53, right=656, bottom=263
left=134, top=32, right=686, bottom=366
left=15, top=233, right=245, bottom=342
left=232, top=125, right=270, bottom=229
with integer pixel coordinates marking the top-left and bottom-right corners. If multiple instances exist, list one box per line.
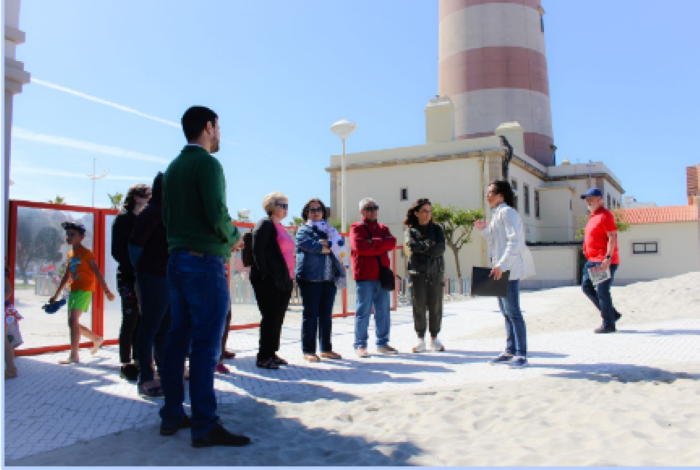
left=619, top=205, right=700, bottom=225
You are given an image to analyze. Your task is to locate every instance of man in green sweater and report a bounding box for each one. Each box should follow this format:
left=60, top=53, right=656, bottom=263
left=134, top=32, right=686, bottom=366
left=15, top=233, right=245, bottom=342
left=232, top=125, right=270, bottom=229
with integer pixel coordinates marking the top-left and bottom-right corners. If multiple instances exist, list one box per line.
left=159, top=106, right=250, bottom=448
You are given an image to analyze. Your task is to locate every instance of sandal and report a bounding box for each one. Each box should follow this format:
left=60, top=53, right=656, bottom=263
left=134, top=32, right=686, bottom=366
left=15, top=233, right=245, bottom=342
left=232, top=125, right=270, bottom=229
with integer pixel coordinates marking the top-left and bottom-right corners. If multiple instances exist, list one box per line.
left=272, top=355, right=288, bottom=365
left=304, top=353, right=320, bottom=362
left=138, top=383, right=164, bottom=398
left=222, top=350, right=236, bottom=359
left=256, top=358, right=279, bottom=369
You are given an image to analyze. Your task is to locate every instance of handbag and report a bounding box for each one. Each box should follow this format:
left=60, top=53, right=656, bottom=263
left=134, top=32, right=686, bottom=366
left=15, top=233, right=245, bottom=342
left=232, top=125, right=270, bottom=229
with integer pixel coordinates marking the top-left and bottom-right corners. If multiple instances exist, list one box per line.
left=362, top=224, right=395, bottom=292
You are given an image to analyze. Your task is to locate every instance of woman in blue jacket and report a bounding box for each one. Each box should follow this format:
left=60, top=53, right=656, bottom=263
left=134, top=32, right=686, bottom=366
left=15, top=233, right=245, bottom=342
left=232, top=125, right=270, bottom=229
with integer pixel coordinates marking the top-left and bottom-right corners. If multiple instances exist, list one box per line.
left=295, top=198, right=348, bottom=362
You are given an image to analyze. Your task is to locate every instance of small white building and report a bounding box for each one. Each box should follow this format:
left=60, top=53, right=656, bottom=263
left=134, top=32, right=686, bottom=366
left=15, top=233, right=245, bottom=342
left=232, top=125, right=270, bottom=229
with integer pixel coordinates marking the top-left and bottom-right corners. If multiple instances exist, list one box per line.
left=326, top=96, right=624, bottom=288
left=616, top=167, right=700, bottom=284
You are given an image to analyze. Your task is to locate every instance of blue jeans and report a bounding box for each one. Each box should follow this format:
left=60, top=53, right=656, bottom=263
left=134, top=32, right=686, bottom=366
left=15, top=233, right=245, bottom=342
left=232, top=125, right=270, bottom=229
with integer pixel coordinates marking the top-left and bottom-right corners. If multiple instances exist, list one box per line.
left=581, top=261, right=619, bottom=329
left=353, top=280, right=391, bottom=349
left=497, top=280, right=527, bottom=357
left=135, top=272, right=171, bottom=384
left=159, top=251, right=230, bottom=439
left=298, top=280, right=337, bottom=354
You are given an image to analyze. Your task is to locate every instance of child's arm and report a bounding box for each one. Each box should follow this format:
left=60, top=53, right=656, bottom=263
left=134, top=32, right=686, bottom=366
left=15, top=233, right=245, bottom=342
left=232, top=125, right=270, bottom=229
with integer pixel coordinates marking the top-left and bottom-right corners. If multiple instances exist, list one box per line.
left=88, top=259, right=115, bottom=301
left=49, top=270, right=71, bottom=303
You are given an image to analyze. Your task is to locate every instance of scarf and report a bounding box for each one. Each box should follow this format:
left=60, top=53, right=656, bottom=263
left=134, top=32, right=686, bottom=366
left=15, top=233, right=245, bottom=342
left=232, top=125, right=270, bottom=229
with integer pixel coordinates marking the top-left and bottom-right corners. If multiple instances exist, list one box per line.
left=307, top=219, right=348, bottom=289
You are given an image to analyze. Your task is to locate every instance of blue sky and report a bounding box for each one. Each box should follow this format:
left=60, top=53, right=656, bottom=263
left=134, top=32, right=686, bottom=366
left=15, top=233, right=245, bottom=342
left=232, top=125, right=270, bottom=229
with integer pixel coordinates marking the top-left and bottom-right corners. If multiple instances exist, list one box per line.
left=10, top=0, right=700, bottom=222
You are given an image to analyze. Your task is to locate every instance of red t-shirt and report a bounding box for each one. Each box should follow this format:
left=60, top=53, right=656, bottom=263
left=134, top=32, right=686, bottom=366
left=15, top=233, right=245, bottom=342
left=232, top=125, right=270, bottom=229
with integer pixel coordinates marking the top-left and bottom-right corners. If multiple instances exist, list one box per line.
left=583, top=207, right=620, bottom=264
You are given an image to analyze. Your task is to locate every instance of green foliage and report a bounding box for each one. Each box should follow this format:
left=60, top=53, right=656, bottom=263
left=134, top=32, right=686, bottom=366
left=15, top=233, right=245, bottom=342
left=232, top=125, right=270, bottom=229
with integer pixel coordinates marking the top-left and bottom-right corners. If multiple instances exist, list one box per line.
left=47, top=196, right=66, bottom=205
left=431, top=202, right=484, bottom=278
left=107, top=192, right=124, bottom=210
left=290, top=217, right=305, bottom=227
left=575, top=208, right=631, bottom=240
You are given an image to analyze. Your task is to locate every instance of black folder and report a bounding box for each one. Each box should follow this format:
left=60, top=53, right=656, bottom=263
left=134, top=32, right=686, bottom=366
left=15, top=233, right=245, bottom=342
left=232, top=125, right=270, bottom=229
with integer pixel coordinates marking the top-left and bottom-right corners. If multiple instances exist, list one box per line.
left=471, top=267, right=510, bottom=297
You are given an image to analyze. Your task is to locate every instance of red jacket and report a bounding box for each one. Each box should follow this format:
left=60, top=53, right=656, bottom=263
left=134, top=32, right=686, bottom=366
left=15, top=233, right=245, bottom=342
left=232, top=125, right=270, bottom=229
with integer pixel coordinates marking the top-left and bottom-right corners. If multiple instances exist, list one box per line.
left=350, top=218, right=396, bottom=281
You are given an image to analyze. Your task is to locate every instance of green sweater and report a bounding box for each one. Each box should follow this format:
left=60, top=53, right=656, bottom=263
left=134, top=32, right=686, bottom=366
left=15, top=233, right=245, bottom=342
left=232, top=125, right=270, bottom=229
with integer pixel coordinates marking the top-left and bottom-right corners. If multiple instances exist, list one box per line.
left=163, top=145, right=240, bottom=259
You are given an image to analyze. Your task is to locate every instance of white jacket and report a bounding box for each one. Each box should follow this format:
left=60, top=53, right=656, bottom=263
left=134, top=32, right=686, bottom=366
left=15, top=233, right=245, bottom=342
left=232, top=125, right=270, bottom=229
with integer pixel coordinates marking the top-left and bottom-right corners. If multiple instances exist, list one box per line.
left=477, top=203, right=536, bottom=280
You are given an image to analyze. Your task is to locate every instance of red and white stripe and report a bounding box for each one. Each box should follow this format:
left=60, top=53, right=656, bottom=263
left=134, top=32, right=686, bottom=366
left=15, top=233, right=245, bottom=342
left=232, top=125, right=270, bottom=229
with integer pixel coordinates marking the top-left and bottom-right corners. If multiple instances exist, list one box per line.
left=439, top=0, right=554, bottom=166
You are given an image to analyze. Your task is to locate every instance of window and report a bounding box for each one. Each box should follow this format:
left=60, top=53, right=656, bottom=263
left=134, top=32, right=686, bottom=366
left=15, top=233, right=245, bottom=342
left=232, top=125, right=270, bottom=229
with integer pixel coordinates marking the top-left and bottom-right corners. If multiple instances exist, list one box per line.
left=511, top=179, right=519, bottom=211
left=607, top=194, right=611, bottom=208
left=400, top=188, right=408, bottom=201
left=534, top=190, right=540, bottom=218
left=633, top=242, right=658, bottom=254
left=523, top=184, right=530, bottom=215
left=541, top=15, right=545, bottom=32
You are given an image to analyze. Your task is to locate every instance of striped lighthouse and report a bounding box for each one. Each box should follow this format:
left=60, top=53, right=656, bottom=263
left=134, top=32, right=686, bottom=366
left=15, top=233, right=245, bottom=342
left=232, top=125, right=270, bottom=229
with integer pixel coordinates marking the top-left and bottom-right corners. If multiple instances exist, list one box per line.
left=439, top=0, right=554, bottom=166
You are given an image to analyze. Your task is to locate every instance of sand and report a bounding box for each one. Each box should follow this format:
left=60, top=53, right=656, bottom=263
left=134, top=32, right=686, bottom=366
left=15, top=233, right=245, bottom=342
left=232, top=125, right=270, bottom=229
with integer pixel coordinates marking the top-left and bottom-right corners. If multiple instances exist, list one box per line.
left=7, top=272, right=700, bottom=466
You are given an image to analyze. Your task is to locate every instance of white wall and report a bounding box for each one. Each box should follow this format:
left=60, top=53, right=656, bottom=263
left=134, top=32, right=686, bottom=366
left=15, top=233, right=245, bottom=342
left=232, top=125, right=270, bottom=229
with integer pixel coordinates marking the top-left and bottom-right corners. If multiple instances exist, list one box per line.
left=521, top=245, right=579, bottom=289
left=616, top=222, right=700, bottom=283
left=538, top=187, right=574, bottom=242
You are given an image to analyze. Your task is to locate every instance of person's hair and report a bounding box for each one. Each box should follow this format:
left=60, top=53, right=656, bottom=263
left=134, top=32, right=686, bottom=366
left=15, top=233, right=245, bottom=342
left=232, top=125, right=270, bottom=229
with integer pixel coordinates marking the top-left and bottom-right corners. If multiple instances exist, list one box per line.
left=149, top=172, right=164, bottom=207
left=181, top=106, right=218, bottom=142
left=301, top=198, right=328, bottom=220
left=358, top=197, right=377, bottom=211
left=403, top=198, right=431, bottom=227
left=123, top=183, right=151, bottom=211
left=489, top=179, right=515, bottom=208
left=262, top=191, right=288, bottom=216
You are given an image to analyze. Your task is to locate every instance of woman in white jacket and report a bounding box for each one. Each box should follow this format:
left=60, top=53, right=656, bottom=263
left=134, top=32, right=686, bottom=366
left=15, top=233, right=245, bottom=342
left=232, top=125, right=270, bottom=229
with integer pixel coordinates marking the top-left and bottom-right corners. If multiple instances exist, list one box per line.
left=475, top=180, right=535, bottom=368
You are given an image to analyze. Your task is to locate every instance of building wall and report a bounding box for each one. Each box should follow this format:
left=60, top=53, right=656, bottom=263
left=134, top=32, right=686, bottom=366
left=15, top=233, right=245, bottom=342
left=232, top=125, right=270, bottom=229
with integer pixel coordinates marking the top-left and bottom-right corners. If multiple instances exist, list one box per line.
left=616, top=222, right=700, bottom=283
left=521, top=245, right=579, bottom=289
left=538, top=187, right=574, bottom=242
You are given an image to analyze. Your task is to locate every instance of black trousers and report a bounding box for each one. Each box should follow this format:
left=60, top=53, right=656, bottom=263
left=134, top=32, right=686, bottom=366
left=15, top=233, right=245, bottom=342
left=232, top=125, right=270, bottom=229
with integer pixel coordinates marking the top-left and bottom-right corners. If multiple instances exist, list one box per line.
left=410, top=274, right=444, bottom=339
left=118, top=278, right=140, bottom=364
left=220, top=308, right=232, bottom=361
left=251, top=276, right=291, bottom=361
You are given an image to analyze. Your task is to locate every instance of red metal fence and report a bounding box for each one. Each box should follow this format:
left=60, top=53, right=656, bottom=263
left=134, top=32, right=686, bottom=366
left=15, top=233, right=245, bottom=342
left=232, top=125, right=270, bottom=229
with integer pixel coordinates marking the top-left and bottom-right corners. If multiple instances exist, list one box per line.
left=8, top=200, right=399, bottom=357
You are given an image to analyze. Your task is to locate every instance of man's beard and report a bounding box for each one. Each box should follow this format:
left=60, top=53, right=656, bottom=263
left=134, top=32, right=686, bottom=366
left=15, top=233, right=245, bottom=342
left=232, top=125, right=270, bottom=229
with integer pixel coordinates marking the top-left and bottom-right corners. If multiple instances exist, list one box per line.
left=210, top=136, right=220, bottom=154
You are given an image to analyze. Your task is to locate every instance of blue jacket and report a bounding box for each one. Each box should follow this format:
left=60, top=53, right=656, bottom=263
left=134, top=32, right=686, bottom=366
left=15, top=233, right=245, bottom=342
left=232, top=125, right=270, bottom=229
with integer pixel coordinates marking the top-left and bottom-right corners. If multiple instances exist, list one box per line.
left=295, top=224, right=345, bottom=281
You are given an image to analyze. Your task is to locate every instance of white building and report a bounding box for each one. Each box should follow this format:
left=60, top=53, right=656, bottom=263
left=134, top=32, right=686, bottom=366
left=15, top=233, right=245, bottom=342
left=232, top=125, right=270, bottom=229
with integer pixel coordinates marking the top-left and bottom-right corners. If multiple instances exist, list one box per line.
left=327, top=97, right=624, bottom=288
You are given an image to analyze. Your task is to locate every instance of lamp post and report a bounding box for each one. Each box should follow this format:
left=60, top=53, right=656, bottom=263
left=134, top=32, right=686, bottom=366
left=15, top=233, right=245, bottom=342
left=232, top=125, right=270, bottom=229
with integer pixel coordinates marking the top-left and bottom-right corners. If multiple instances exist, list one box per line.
left=86, top=157, right=108, bottom=207
left=330, top=119, right=357, bottom=233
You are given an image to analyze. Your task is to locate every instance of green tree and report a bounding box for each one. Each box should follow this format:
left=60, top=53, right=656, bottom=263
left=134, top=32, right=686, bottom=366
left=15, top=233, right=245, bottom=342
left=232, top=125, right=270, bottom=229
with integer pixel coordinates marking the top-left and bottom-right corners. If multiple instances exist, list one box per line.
left=431, top=203, right=484, bottom=279
left=290, top=216, right=305, bottom=227
left=15, top=225, right=63, bottom=284
left=107, top=192, right=124, bottom=210
left=47, top=195, right=66, bottom=205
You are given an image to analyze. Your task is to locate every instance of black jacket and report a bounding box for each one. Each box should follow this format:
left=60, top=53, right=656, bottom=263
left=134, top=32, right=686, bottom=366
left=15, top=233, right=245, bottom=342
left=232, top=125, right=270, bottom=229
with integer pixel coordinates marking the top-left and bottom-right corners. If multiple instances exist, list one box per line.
left=250, top=218, right=293, bottom=292
left=405, top=222, right=446, bottom=276
left=129, top=203, right=169, bottom=277
left=112, top=210, right=136, bottom=284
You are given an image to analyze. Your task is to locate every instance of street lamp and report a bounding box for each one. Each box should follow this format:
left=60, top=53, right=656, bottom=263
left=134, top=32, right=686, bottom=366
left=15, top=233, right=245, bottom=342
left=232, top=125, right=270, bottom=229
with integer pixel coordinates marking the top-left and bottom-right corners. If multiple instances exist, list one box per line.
left=330, top=119, right=357, bottom=233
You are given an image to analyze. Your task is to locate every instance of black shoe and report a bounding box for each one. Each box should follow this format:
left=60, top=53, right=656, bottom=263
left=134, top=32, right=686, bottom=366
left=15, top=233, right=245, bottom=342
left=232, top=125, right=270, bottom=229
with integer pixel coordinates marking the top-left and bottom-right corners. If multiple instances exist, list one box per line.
left=160, top=414, right=192, bottom=436
left=614, top=311, right=622, bottom=322
left=120, top=364, right=139, bottom=382
left=192, top=424, right=252, bottom=448
left=594, top=325, right=616, bottom=334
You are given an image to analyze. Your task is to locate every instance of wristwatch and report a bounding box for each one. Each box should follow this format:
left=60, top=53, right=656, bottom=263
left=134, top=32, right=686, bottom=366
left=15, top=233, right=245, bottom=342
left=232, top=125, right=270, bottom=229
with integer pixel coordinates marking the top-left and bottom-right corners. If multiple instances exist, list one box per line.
left=605, top=255, right=612, bottom=260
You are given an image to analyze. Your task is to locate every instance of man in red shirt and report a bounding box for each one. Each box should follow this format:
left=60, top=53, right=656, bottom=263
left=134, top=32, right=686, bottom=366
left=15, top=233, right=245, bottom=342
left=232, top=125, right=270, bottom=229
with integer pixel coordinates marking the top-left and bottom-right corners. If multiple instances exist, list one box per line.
left=581, top=188, right=622, bottom=334
left=350, top=197, right=398, bottom=357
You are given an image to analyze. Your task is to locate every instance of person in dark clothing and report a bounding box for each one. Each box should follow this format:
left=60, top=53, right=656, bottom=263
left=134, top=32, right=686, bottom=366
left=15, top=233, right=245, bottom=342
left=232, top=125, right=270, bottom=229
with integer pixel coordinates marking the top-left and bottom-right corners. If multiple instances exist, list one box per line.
left=250, top=192, right=294, bottom=369
left=403, top=199, right=446, bottom=353
left=129, top=173, right=171, bottom=398
left=111, top=183, right=151, bottom=381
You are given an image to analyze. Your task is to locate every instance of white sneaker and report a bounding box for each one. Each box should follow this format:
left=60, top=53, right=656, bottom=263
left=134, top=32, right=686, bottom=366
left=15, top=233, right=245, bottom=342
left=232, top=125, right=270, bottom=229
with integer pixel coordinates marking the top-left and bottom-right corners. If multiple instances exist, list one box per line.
left=355, top=347, right=369, bottom=358
left=429, top=338, right=445, bottom=352
left=412, top=339, right=426, bottom=353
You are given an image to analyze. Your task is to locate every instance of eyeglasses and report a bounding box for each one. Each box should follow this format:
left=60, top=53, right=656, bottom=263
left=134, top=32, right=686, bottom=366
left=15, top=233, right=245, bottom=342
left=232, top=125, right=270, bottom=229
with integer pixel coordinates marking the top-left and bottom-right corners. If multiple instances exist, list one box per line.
left=363, top=205, right=379, bottom=211
left=308, top=207, right=323, bottom=213
left=275, top=203, right=288, bottom=209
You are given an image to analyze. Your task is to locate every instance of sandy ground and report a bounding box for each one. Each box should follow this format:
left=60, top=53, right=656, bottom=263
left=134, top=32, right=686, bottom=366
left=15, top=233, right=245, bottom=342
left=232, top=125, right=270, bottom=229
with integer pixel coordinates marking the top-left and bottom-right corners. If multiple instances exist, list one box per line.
left=7, top=272, right=700, bottom=466
left=9, top=364, right=700, bottom=467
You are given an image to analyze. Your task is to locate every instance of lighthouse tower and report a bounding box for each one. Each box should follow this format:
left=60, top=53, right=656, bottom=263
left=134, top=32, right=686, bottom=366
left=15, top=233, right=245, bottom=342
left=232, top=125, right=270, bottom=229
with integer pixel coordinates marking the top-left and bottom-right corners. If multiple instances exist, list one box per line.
left=439, top=0, right=554, bottom=166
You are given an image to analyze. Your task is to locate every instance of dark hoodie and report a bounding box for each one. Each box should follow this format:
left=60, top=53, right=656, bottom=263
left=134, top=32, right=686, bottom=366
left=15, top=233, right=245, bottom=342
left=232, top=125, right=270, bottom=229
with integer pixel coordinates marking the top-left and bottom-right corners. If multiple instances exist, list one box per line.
left=129, top=173, right=169, bottom=277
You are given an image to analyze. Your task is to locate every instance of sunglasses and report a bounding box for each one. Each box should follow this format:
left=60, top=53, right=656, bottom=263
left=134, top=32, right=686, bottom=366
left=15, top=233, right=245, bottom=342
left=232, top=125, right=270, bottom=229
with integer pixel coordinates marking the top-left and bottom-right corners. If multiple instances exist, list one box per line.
left=308, top=207, right=324, bottom=213
left=275, top=203, right=289, bottom=209
left=363, top=205, right=379, bottom=211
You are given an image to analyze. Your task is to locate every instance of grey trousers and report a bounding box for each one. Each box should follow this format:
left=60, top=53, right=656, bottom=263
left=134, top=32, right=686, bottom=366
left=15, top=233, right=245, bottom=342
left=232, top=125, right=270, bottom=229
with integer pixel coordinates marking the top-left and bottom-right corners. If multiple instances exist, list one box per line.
left=410, top=274, right=444, bottom=338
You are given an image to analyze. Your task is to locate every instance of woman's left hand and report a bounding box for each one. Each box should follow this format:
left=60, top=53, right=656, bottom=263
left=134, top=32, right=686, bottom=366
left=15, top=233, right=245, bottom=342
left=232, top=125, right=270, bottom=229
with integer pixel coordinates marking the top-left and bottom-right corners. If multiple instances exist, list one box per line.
left=490, top=266, right=503, bottom=281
